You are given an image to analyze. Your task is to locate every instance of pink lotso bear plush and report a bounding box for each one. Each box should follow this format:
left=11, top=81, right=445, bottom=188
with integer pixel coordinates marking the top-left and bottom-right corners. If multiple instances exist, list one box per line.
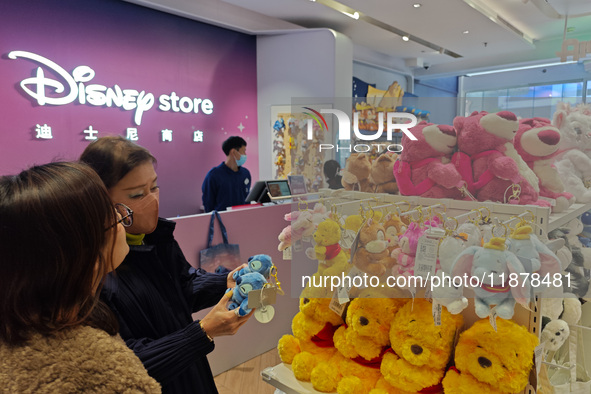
left=453, top=111, right=550, bottom=207
left=393, top=121, right=464, bottom=199
left=514, top=117, right=575, bottom=212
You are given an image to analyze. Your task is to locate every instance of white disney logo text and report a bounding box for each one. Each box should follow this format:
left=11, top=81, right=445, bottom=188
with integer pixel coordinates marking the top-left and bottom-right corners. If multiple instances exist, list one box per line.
left=8, top=50, right=213, bottom=126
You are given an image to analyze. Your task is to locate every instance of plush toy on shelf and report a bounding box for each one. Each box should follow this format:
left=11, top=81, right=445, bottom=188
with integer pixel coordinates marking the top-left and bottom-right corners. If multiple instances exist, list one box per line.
left=311, top=289, right=408, bottom=393
left=226, top=272, right=267, bottom=316
left=232, top=254, right=274, bottom=280
left=393, top=121, right=464, bottom=199
left=311, top=218, right=350, bottom=278
left=548, top=224, right=591, bottom=299
left=369, top=152, right=398, bottom=194
left=341, top=153, right=374, bottom=192
left=514, top=117, right=575, bottom=212
left=392, top=218, right=441, bottom=277
left=553, top=102, right=591, bottom=203
left=453, top=110, right=550, bottom=206
left=541, top=295, right=582, bottom=352
left=442, top=318, right=539, bottom=394
left=506, top=222, right=562, bottom=297
left=377, top=298, right=464, bottom=393
left=277, top=295, right=344, bottom=383
left=351, top=218, right=395, bottom=277
left=450, top=237, right=530, bottom=319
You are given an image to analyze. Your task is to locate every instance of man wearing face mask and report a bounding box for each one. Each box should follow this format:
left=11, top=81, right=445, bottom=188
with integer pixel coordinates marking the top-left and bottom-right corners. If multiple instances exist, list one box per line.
left=202, top=136, right=251, bottom=212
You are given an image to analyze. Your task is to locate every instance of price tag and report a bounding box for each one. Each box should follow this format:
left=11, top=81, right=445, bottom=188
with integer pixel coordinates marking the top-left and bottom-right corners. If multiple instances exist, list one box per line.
left=489, top=308, right=498, bottom=332
left=341, top=229, right=356, bottom=249
left=534, top=343, right=545, bottom=376
left=247, top=286, right=278, bottom=310
left=255, top=305, right=275, bottom=323
left=282, top=246, right=292, bottom=260
left=293, top=239, right=303, bottom=252
left=414, top=233, right=440, bottom=278
left=337, top=266, right=364, bottom=297
left=432, top=301, right=442, bottom=326
left=330, top=289, right=347, bottom=316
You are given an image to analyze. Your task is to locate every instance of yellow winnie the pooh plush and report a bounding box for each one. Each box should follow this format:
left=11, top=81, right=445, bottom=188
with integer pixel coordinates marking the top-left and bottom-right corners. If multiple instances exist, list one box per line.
left=313, top=218, right=350, bottom=278
left=442, top=318, right=538, bottom=394
left=277, top=293, right=344, bottom=383
left=377, top=298, right=464, bottom=393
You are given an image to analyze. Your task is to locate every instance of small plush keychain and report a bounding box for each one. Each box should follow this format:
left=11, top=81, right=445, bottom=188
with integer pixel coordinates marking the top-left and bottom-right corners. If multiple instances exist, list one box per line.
left=451, top=236, right=530, bottom=319
left=227, top=272, right=268, bottom=317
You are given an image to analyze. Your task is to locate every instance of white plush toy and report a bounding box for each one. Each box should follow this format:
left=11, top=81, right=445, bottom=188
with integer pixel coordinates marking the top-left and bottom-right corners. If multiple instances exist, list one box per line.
left=541, top=295, right=582, bottom=351
left=553, top=102, right=591, bottom=203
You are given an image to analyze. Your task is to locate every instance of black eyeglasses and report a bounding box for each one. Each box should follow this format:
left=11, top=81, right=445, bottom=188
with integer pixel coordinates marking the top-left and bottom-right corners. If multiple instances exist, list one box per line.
left=114, top=203, right=133, bottom=228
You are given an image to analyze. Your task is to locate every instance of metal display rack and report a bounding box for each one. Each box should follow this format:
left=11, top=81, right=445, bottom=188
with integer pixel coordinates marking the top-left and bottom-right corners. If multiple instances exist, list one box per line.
left=261, top=190, right=591, bottom=394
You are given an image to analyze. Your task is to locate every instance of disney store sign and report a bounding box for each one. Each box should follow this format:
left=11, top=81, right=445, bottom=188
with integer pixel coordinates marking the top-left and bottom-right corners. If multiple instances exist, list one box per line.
left=7, top=50, right=214, bottom=126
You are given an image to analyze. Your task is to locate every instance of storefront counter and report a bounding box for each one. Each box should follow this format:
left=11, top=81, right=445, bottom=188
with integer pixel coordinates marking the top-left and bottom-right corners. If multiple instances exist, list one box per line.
left=172, top=203, right=298, bottom=375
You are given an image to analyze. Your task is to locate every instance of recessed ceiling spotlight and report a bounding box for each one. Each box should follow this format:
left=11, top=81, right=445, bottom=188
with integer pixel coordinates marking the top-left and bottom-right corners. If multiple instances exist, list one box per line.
left=463, top=30, right=469, bottom=34
left=413, top=3, right=422, bottom=8
left=402, top=35, right=410, bottom=41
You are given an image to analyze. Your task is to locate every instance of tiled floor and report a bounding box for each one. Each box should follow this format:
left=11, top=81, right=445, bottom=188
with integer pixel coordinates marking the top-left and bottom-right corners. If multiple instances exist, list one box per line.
left=214, top=348, right=281, bottom=394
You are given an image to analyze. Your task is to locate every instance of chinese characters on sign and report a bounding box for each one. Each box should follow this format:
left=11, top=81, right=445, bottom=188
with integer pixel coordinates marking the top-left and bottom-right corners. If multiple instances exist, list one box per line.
left=161, top=129, right=173, bottom=142
left=84, top=126, right=98, bottom=140
left=35, top=124, right=52, bottom=139
left=33, top=124, right=205, bottom=143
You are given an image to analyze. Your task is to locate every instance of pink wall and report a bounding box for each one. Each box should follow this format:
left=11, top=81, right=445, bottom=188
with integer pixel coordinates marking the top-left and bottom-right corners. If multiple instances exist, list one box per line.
left=0, top=0, right=258, bottom=217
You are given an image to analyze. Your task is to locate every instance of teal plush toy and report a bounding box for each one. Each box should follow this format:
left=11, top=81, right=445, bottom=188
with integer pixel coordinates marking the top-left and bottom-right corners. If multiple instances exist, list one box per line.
left=232, top=254, right=274, bottom=280
left=227, top=272, right=267, bottom=316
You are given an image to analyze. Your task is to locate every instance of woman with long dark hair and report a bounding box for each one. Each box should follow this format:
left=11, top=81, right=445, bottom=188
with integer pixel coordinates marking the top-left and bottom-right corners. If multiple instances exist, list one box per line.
left=0, top=162, right=160, bottom=392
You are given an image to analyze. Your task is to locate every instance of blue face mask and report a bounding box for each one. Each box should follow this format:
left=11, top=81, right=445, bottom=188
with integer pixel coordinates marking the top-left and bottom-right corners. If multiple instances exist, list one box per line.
left=236, top=154, right=247, bottom=167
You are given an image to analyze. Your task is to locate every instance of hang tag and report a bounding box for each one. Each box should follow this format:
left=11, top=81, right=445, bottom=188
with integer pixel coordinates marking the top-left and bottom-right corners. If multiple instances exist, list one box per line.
left=415, top=233, right=440, bottom=278
left=283, top=246, right=292, bottom=260
left=293, top=239, right=303, bottom=252
left=329, top=289, right=347, bottom=316
left=336, top=266, right=364, bottom=298
left=489, top=308, right=498, bottom=332
left=247, top=286, right=278, bottom=310
left=534, top=343, right=545, bottom=376
left=255, top=305, right=275, bottom=323
left=341, top=229, right=357, bottom=250
left=424, top=286, right=432, bottom=301
left=432, top=301, right=442, bottom=326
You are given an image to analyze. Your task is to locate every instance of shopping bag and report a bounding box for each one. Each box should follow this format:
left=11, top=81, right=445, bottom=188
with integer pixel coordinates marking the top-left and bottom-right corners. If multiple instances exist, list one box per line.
left=199, top=210, right=241, bottom=272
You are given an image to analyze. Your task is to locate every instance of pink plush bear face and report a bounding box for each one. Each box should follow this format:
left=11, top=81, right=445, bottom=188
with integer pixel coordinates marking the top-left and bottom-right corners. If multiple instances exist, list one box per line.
left=514, top=118, right=561, bottom=161
left=455, top=111, right=519, bottom=155
left=401, top=121, right=457, bottom=162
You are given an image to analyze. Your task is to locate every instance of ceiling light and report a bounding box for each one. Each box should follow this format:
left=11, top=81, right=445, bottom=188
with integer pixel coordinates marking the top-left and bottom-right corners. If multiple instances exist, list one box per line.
left=402, top=35, right=410, bottom=41
left=342, top=10, right=359, bottom=19
left=413, top=3, right=422, bottom=8
left=463, top=30, right=469, bottom=34
left=466, top=60, right=577, bottom=76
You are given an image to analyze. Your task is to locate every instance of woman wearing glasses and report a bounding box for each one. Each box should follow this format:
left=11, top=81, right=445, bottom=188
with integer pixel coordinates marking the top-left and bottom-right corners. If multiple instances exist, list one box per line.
left=80, top=136, right=250, bottom=394
left=0, top=162, right=160, bottom=392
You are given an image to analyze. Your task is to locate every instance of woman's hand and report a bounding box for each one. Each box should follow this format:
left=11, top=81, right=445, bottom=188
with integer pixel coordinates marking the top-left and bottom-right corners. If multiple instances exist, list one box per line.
left=200, top=291, right=252, bottom=338
left=227, top=263, right=247, bottom=289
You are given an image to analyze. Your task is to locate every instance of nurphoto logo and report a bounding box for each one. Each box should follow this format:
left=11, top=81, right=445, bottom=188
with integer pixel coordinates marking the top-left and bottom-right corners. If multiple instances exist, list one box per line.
left=303, top=106, right=417, bottom=153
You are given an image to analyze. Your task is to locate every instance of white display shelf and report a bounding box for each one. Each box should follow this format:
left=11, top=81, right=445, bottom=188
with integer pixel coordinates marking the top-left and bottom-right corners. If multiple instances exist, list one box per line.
left=547, top=203, right=591, bottom=233
left=262, top=363, right=324, bottom=394
left=267, top=191, right=591, bottom=394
